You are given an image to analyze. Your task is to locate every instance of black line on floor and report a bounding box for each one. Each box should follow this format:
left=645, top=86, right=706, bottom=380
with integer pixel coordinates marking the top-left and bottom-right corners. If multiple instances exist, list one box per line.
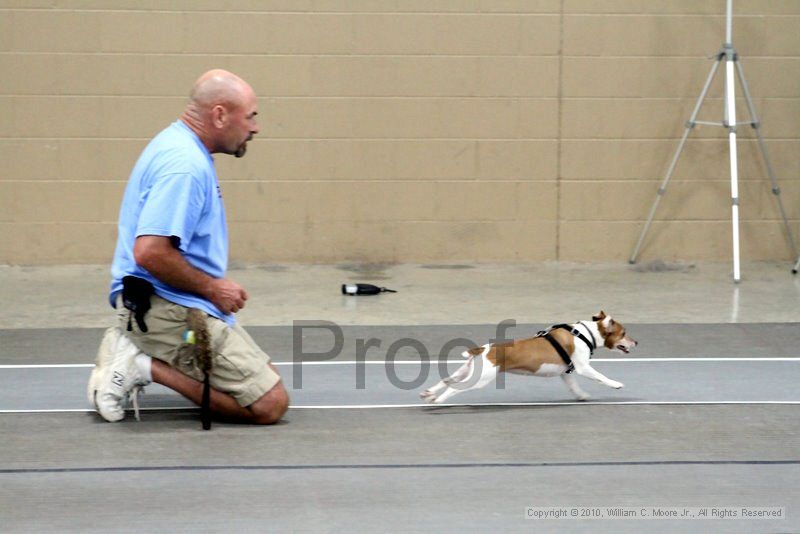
left=1, top=459, right=798, bottom=475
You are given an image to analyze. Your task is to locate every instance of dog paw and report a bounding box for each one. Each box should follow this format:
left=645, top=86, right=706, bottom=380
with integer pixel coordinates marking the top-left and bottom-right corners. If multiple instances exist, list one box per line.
left=609, top=381, right=624, bottom=389
left=419, top=391, right=436, bottom=403
left=575, top=393, right=591, bottom=401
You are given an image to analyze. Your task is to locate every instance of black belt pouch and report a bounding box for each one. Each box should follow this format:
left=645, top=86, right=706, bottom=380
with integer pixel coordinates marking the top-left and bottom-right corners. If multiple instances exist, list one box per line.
left=122, top=276, right=155, bottom=333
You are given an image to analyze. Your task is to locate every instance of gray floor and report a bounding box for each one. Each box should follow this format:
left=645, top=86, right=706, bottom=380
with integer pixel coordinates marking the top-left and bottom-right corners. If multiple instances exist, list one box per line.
left=2, top=355, right=800, bottom=411
left=1, top=262, right=799, bottom=532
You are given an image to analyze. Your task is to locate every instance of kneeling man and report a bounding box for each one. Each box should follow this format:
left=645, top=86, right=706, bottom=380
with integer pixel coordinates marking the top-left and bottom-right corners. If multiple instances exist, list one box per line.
left=88, top=69, right=288, bottom=425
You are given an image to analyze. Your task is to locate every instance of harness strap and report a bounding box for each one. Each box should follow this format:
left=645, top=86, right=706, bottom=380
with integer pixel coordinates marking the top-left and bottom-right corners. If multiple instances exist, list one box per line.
left=542, top=331, right=575, bottom=373
left=551, top=324, right=596, bottom=355
left=578, top=322, right=598, bottom=351
left=537, top=323, right=597, bottom=374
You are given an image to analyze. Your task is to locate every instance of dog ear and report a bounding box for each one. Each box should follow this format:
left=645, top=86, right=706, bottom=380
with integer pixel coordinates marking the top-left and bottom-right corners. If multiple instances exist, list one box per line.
left=592, top=310, right=607, bottom=322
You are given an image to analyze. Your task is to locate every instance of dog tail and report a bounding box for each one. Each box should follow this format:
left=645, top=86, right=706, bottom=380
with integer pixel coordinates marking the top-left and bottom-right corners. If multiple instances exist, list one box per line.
left=462, top=344, right=488, bottom=359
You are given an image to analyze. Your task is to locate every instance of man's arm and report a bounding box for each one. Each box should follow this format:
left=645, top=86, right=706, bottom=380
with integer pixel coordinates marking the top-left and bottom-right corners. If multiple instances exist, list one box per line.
left=133, top=235, right=248, bottom=314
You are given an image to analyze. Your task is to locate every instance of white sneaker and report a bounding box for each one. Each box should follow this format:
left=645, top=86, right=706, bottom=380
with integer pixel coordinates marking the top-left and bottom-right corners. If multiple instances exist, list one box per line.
left=88, top=327, right=151, bottom=422
left=87, top=327, right=119, bottom=406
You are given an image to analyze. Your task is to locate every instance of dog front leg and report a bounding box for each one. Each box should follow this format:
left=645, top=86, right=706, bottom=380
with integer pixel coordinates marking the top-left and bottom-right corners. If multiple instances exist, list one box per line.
left=561, top=373, right=590, bottom=400
left=572, top=363, right=624, bottom=389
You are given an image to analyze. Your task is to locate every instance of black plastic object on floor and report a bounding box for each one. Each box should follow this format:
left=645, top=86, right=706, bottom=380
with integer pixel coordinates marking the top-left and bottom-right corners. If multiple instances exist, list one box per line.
left=341, top=283, right=397, bottom=295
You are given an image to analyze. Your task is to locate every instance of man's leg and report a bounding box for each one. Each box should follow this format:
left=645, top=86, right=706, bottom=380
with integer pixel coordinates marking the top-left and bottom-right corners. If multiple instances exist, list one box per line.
left=151, top=359, right=288, bottom=424
left=93, top=295, right=288, bottom=424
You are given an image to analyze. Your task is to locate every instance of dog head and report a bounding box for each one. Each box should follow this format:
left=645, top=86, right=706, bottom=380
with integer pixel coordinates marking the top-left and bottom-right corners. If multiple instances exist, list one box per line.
left=592, top=311, right=637, bottom=354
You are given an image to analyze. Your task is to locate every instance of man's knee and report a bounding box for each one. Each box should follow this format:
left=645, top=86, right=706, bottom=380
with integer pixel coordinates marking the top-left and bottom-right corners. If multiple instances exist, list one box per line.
left=249, top=382, right=289, bottom=425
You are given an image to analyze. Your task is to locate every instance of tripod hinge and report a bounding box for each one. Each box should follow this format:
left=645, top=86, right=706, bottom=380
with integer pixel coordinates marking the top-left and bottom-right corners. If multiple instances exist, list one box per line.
left=773, top=187, right=781, bottom=195
left=732, top=197, right=740, bottom=206
left=685, top=120, right=696, bottom=129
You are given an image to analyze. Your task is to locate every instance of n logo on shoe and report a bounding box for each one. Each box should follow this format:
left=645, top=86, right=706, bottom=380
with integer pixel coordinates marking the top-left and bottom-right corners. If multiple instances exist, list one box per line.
left=112, top=371, right=125, bottom=388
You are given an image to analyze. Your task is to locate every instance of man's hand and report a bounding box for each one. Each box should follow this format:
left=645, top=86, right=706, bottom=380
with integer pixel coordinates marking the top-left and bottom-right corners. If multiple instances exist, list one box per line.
left=134, top=235, right=249, bottom=315
left=207, top=278, right=249, bottom=314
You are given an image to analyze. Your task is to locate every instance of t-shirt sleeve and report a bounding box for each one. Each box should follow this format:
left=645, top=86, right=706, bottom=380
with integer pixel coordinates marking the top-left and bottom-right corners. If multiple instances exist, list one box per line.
left=136, top=172, right=205, bottom=252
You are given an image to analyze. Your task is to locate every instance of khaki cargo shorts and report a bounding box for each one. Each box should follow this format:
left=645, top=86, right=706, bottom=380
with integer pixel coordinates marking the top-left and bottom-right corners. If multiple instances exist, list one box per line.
left=116, top=294, right=281, bottom=407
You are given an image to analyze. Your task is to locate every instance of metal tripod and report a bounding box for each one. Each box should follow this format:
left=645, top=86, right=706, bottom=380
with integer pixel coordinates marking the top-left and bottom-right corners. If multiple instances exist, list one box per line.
left=629, top=0, right=797, bottom=282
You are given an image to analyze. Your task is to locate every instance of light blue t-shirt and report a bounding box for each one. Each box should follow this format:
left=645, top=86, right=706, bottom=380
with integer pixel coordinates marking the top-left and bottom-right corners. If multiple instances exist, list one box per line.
left=109, top=120, right=234, bottom=325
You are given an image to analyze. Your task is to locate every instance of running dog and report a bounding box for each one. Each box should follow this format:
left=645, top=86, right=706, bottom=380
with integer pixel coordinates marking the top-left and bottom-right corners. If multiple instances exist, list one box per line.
left=420, top=311, right=637, bottom=404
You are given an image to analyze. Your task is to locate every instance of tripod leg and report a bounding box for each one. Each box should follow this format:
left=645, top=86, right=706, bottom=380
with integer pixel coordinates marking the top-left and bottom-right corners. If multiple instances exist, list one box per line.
left=629, top=127, right=692, bottom=263
left=630, top=57, right=723, bottom=264
left=725, top=57, right=741, bottom=283
left=727, top=132, right=741, bottom=282
left=734, top=59, right=799, bottom=267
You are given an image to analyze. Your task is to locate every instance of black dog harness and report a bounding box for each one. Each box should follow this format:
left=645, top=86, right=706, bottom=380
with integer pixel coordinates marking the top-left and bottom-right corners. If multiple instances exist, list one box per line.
left=537, top=323, right=597, bottom=374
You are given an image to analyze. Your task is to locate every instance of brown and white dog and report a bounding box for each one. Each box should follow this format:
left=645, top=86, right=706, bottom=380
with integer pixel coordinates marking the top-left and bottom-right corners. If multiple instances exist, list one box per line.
left=420, top=311, right=637, bottom=404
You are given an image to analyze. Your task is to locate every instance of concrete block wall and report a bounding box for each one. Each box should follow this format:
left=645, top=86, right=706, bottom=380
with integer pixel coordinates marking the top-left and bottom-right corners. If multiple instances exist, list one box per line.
left=1, top=0, right=798, bottom=264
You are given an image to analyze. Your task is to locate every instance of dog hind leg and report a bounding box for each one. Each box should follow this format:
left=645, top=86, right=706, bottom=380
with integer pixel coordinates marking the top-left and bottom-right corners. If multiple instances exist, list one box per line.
left=432, top=354, right=498, bottom=404
left=420, top=358, right=474, bottom=403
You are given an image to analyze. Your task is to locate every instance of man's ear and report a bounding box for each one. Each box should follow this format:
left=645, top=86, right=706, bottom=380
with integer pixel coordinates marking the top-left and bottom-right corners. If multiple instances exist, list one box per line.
left=211, top=104, right=227, bottom=128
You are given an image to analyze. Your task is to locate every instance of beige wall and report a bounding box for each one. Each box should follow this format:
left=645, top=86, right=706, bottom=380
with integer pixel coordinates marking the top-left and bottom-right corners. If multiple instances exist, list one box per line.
left=1, top=0, right=798, bottom=264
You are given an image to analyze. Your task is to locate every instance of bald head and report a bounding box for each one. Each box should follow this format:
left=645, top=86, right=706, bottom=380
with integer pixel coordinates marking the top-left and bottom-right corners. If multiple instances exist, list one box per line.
left=189, top=69, right=251, bottom=110
left=181, top=69, right=259, bottom=157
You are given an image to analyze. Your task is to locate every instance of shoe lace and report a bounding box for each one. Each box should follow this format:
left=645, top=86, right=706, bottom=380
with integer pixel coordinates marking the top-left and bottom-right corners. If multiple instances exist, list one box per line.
left=128, top=385, right=145, bottom=422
